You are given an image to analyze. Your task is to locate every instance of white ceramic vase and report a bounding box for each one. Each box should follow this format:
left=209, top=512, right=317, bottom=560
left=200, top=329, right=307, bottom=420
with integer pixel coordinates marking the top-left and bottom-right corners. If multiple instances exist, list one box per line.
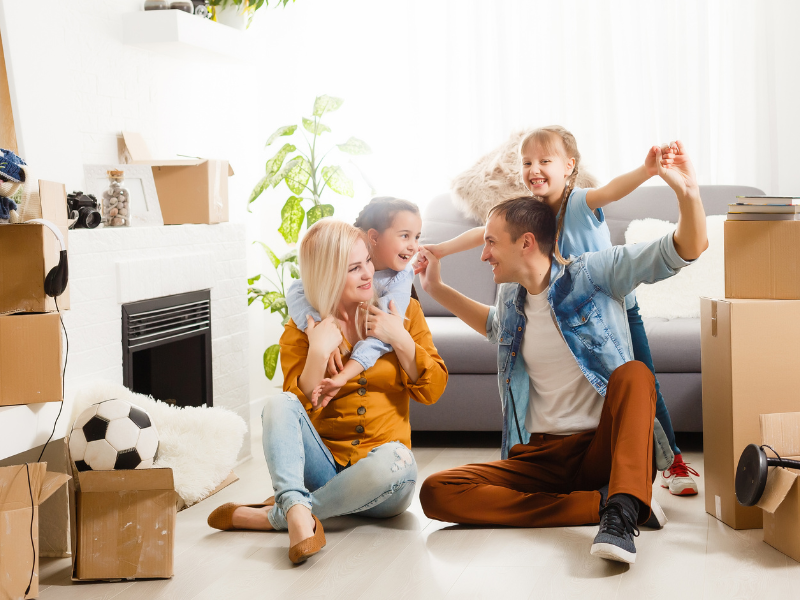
left=215, top=5, right=246, bottom=30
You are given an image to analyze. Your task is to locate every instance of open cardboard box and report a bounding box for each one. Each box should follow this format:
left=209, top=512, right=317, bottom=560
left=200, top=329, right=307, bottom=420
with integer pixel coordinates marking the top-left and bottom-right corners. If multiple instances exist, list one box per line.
left=0, top=180, right=70, bottom=314
left=757, top=412, right=800, bottom=563
left=69, top=467, right=178, bottom=581
left=121, top=131, right=233, bottom=225
left=0, top=312, right=63, bottom=406
left=0, top=463, right=70, bottom=600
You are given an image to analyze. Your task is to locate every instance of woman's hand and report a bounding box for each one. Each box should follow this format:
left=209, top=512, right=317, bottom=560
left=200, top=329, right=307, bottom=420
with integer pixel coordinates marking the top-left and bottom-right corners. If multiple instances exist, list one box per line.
left=306, top=315, right=342, bottom=359
left=366, top=301, right=410, bottom=347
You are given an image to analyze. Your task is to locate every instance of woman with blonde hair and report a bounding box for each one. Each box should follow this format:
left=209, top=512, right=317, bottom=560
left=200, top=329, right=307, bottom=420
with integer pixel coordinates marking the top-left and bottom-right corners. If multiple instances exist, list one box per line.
left=208, top=218, right=448, bottom=564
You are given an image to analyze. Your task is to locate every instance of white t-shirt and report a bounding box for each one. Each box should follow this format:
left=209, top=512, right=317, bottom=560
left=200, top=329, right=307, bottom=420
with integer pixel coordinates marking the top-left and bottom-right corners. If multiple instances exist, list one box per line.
left=521, top=286, right=604, bottom=435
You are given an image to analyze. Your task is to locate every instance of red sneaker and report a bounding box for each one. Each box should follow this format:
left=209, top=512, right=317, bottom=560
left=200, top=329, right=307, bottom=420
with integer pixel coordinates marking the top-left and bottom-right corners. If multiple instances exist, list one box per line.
left=660, top=454, right=699, bottom=496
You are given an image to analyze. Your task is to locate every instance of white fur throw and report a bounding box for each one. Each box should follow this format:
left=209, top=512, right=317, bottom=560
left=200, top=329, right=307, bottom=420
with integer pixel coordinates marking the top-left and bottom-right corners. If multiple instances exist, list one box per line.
left=71, top=381, right=247, bottom=506
left=625, top=215, right=726, bottom=319
left=451, top=130, right=599, bottom=223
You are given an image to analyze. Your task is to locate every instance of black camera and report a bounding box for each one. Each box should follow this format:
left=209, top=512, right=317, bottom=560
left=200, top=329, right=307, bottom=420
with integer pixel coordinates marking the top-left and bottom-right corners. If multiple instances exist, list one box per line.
left=67, top=191, right=101, bottom=229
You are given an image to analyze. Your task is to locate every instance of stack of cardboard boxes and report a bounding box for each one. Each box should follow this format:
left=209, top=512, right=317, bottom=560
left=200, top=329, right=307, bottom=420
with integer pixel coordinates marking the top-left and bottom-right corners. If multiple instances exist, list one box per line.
left=702, top=213, right=800, bottom=560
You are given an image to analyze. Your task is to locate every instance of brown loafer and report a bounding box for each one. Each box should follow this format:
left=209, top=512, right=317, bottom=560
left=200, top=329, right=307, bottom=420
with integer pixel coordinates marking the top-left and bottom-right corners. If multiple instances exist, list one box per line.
left=288, top=514, right=326, bottom=564
left=207, top=496, right=276, bottom=531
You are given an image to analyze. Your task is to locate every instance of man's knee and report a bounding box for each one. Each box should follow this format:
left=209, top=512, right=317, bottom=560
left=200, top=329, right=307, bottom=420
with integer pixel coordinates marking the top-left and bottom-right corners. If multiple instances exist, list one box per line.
left=419, top=471, right=450, bottom=518
left=609, top=361, right=656, bottom=404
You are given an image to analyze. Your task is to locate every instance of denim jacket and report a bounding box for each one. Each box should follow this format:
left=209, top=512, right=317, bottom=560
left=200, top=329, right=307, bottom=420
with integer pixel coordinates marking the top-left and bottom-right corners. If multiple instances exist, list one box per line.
left=486, top=232, right=693, bottom=467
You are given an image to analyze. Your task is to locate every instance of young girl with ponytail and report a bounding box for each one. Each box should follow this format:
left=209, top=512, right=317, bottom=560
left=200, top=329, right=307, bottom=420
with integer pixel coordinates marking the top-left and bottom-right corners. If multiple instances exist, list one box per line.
left=419, top=126, right=698, bottom=495
left=287, top=196, right=424, bottom=405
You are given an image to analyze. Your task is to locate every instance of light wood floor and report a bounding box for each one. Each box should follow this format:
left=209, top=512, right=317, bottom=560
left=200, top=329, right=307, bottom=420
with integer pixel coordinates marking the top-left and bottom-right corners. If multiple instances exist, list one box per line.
left=38, top=421, right=800, bottom=600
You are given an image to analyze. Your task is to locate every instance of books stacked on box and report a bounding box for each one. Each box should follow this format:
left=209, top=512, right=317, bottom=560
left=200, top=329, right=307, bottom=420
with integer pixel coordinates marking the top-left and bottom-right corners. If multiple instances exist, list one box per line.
left=728, top=196, right=800, bottom=220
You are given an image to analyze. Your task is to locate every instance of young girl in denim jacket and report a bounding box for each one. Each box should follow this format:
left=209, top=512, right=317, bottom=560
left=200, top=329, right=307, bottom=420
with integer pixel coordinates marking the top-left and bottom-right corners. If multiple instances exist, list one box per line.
left=419, top=126, right=697, bottom=495
left=287, top=196, right=423, bottom=406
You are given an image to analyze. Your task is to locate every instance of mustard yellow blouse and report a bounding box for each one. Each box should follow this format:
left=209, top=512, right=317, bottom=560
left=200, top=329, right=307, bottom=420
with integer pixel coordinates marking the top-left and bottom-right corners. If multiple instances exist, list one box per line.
left=280, top=299, right=448, bottom=466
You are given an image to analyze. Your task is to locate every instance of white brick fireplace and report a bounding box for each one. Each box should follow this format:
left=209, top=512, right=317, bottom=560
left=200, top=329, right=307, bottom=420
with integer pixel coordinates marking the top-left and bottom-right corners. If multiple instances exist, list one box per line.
left=60, top=222, right=251, bottom=459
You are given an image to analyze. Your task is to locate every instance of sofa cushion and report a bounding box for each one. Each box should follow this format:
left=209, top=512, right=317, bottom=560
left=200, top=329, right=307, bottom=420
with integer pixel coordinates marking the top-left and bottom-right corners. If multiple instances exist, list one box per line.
left=642, top=317, right=701, bottom=373
left=416, top=193, right=498, bottom=317
left=426, top=316, right=497, bottom=374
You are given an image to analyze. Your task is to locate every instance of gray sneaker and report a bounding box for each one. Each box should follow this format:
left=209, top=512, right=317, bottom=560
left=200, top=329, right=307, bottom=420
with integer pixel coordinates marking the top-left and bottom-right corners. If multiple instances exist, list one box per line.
left=590, top=501, right=640, bottom=564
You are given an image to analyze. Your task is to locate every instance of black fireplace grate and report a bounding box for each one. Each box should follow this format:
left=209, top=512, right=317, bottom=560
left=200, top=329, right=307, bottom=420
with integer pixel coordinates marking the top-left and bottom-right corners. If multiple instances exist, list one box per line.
left=126, top=299, right=210, bottom=349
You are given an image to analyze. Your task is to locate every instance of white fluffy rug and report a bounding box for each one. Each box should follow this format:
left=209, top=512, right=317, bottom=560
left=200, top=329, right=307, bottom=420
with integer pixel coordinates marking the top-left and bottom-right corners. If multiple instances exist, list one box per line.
left=625, top=215, right=726, bottom=319
left=71, top=381, right=247, bottom=506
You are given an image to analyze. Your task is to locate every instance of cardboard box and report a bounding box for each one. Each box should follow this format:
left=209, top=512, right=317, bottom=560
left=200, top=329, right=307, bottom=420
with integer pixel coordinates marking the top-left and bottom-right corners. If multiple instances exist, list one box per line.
left=700, top=297, right=800, bottom=529
left=0, top=180, right=71, bottom=314
left=0, top=313, right=63, bottom=406
left=0, top=463, right=70, bottom=600
left=70, top=468, right=177, bottom=581
left=725, top=220, right=800, bottom=299
left=121, top=131, right=233, bottom=225
left=756, top=412, right=800, bottom=562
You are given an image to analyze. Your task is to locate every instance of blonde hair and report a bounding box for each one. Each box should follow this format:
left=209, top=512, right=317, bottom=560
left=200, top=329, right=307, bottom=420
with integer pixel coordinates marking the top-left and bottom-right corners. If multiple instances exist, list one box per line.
left=518, top=125, right=598, bottom=265
left=299, top=219, right=375, bottom=338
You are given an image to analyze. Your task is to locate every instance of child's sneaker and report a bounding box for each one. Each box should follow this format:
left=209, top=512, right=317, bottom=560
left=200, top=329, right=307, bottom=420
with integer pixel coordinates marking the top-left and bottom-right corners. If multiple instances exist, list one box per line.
left=660, top=453, right=699, bottom=496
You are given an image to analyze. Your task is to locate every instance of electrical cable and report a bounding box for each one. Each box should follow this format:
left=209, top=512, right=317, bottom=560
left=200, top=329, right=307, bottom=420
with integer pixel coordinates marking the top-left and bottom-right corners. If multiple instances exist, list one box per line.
left=36, top=295, right=68, bottom=463
left=24, top=463, right=35, bottom=596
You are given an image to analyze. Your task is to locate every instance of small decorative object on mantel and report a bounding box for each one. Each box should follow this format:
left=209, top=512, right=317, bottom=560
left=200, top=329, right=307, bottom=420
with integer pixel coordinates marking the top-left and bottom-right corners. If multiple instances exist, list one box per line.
left=144, top=0, right=170, bottom=9
left=103, top=169, right=130, bottom=227
left=170, top=0, right=194, bottom=13
left=67, top=191, right=102, bottom=229
left=192, top=0, right=210, bottom=17
left=84, top=164, right=164, bottom=227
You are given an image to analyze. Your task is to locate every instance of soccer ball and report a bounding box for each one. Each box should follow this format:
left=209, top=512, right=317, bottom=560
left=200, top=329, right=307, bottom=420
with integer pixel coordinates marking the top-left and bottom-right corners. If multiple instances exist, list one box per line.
left=68, top=399, right=160, bottom=471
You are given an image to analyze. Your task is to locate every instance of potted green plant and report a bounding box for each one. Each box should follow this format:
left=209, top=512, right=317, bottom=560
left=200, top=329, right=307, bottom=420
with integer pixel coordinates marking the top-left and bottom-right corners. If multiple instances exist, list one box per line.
left=208, top=0, right=295, bottom=29
left=248, top=95, right=372, bottom=379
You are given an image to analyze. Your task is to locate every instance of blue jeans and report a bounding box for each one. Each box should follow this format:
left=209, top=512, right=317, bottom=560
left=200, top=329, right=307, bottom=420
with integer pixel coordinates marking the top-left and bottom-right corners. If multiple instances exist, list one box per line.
left=262, top=392, right=418, bottom=530
left=627, top=302, right=680, bottom=456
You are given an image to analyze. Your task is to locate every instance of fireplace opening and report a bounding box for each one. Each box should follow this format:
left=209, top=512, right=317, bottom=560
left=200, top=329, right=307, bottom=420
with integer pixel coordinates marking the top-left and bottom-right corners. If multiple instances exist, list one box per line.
left=122, top=290, right=212, bottom=407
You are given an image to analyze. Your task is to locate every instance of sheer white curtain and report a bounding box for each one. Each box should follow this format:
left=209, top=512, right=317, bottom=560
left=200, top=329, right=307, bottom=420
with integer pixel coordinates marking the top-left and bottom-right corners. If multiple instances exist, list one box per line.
left=249, top=0, right=799, bottom=215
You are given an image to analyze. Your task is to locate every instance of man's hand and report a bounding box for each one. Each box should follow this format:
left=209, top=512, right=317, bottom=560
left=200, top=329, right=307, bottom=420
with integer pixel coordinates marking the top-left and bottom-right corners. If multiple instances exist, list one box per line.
left=416, top=247, right=443, bottom=292
left=657, top=141, right=698, bottom=198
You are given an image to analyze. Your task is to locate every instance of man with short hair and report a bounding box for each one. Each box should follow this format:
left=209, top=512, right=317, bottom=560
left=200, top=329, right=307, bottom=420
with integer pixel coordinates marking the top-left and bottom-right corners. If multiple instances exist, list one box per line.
left=416, top=142, right=706, bottom=564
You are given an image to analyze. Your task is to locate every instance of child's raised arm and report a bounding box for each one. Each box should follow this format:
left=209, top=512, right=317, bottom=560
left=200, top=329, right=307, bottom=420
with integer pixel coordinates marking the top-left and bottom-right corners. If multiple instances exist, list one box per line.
left=585, top=145, right=675, bottom=210
left=424, top=226, right=485, bottom=260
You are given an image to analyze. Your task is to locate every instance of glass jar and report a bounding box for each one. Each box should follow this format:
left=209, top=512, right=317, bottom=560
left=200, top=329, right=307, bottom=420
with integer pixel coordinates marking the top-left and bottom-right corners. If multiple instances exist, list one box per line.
left=102, top=170, right=130, bottom=227
left=170, top=1, right=194, bottom=13
left=144, top=0, right=170, bottom=10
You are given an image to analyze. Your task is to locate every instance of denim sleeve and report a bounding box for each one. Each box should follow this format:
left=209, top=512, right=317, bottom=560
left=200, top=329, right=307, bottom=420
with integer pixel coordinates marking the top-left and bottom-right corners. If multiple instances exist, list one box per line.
left=349, top=266, right=415, bottom=371
left=286, top=279, right=320, bottom=332
left=584, top=232, right=694, bottom=301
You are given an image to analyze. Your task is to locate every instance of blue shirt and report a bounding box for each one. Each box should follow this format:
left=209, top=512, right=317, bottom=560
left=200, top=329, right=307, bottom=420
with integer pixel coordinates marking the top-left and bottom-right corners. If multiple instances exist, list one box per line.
left=553, top=187, right=636, bottom=310
left=286, top=263, right=415, bottom=371
left=487, top=232, right=692, bottom=464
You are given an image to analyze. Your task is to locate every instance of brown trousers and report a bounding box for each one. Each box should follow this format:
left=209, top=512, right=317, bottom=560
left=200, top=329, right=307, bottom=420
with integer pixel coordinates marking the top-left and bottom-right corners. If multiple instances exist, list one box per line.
left=420, top=361, right=656, bottom=527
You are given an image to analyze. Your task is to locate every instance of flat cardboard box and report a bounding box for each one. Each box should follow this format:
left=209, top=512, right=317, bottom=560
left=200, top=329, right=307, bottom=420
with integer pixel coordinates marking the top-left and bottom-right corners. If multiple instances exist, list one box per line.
left=0, top=313, right=63, bottom=406
left=757, top=412, right=800, bottom=562
left=70, top=468, right=177, bottom=581
left=725, top=220, right=800, bottom=299
left=121, top=131, right=233, bottom=225
left=700, top=297, right=800, bottom=529
left=0, top=463, right=70, bottom=600
left=0, top=180, right=71, bottom=313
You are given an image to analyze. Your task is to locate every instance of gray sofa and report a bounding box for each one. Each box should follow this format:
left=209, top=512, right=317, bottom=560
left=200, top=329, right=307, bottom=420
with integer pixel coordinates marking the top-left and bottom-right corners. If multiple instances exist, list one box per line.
left=410, top=185, right=763, bottom=432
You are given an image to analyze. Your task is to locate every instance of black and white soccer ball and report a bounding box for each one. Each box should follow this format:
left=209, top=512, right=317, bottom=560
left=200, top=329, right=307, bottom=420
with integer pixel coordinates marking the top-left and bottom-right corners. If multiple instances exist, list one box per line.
left=68, top=399, right=160, bottom=472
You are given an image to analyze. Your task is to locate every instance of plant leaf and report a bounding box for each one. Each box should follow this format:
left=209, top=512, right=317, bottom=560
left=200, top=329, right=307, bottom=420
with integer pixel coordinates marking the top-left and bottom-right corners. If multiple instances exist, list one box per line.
left=263, top=344, right=280, bottom=380
left=270, top=297, right=288, bottom=314
left=280, top=249, right=298, bottom=263
left=337, top=136, right=372, bottom=155
left=266, top=144, right=297, bottom=185
left=253, top=241, right=280, bottom=268
left=307, top=203, right=335, bottom=227
left=272, top=157, right=300, bottom=188
left=321, top=165, right=354, bottom=197
left=260, top=291, right=281, bottom=310
left=289, top=263, right=301, bottom=279
left=278, top=196, right=305, bottom=243
left=265, top=124, right=297, bottom=147
left=285, top=156, right=311, bottom=195
left=248, top=175, right=270, bottom=207
left=281, top=313, right=290, bottom=326
left=247, top=274, right=262, bottom=285
left=302, top=117, right=331, bottom=136
left=312, top=95, right=344, bottom=117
